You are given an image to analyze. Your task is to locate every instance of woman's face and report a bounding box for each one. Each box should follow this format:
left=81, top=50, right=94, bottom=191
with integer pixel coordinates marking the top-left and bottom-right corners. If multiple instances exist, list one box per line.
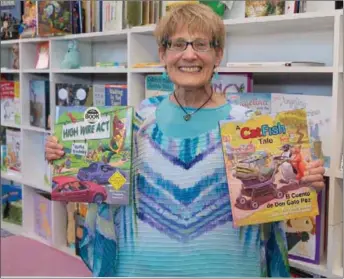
left=159, top=26, right=223, bottom=90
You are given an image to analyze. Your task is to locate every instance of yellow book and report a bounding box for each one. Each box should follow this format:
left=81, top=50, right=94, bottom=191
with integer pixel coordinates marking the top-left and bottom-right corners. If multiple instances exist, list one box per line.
left=219, top=108, right=319, bottom=227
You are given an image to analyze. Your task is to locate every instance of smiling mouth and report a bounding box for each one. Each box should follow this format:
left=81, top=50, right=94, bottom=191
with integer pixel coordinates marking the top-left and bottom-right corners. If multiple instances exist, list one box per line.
left=178, top=66, right=202, bottom=73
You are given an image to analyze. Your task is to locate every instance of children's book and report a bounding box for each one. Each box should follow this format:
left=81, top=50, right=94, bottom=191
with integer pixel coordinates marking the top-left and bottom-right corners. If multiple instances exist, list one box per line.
left=29, top=80, right=50, bottom=129
left=56, top=83, right=93, bottom=106
left=52, top=106, right=133, bottom=205
left=5, top=128, right=21, bottom=173
left=286, top=189, right=326, bottom=264
left=212, top=73, right=253, bottom=94
left=37, top=0, right=73, bottom=37
left=33, top=191, right=52, bottom=242
left=1, top=179, right=22, bottom=225
left=220, top=108, right=319, bottom=227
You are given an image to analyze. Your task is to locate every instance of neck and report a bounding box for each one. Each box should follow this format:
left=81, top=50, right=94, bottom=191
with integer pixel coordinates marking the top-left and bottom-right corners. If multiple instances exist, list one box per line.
left=173, top=85, right=213, bottom=108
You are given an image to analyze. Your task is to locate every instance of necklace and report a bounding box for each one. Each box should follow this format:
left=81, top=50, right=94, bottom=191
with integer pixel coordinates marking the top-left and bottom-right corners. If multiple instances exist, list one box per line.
left=173, top=90, right=213, bottom=121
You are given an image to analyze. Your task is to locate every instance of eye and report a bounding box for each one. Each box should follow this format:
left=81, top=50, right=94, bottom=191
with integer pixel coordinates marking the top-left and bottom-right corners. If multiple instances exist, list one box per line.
left=172, top=40, right=186, bottom=49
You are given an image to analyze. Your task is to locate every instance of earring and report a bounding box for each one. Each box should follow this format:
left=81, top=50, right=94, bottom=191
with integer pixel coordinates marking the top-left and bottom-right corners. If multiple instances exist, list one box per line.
left=162, top=70, right=168, bottom=79
left=212, top=68, right=219, bottom=81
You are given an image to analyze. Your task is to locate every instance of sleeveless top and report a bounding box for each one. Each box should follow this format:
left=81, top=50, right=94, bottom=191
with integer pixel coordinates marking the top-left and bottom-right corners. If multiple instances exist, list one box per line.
left=78, top=95, right=291, bottom=277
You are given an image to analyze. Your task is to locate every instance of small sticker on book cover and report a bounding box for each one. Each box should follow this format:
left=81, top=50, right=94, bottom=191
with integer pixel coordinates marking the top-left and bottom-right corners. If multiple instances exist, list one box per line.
left=109, top=171, right=127, bottom=191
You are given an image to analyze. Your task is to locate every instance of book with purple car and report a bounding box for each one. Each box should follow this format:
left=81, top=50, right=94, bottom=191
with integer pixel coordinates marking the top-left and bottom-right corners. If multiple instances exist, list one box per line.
left=52, top=106, right=133, bottom=205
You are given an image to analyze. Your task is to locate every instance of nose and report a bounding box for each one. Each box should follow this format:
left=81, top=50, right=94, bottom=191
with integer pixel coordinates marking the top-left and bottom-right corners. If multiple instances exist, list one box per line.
left=182, top=44, right=197, bottom=60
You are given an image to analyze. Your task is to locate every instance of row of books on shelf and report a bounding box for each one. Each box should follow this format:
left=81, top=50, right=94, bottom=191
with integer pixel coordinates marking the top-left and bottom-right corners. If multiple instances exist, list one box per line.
left=0, top=72, right=333, bottom=172
left=2, top=0, right=342, bottom=41
left=0, top=173, right=329, bottom=267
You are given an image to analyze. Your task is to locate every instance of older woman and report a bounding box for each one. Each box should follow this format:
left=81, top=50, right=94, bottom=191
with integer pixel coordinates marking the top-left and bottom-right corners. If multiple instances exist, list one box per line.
left=45, top=3, right=325, bottom=277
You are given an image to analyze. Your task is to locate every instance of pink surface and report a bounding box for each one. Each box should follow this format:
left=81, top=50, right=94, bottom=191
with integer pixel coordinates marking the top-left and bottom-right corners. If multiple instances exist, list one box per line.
left=1, top=235, right=92, bottom=277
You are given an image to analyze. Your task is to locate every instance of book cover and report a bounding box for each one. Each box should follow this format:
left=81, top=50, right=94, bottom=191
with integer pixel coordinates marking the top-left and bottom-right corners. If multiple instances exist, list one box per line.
left=227, top=93, right=271, bottom=115
left=245, top=0, right=285, bottom=17
left=286, top=190, right=325, bottom=264
left=1, top=179, right=22, bottom=226
left=212, top=73, right=253, bottom=94
left=104, top=84, right=128, bottom=106
left=37, top=0, right=73, bottom=37
left=30, top=80, right=50, bottom=129
left=1, top=81, right=20, bottom=126
left=145, top=74, right=175, bottom=98
left=271, top=94, right=331, bottom=169
left=20, top=0, right=37, bottom=38
left=56, top=83, right=93, bottom=106
left=52, top=106, right=133, bottom=205
left=33, top=192, right=52, bottom=242
left=0, top=0, right=24, bottom=40
left=5, top=128, right=21, bottom=173
left=35, top=42, right=50, bottom=69
left=75, top=202, right=88, bottom=256
left=220, top=108, right=319, bottom=227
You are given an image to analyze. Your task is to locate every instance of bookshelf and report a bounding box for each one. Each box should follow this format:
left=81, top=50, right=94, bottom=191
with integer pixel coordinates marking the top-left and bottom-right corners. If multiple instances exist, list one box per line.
left=1, top=9, right=343, bottom=279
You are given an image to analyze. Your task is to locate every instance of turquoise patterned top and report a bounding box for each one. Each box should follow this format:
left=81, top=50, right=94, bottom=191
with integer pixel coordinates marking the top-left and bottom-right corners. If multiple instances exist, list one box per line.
left=79, top=95, right=291, bottom=277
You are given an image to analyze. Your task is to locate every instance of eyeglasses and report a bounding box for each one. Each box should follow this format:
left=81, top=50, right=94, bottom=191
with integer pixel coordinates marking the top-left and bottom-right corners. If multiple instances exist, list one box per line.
left=165, top=38, right=217, bottom=52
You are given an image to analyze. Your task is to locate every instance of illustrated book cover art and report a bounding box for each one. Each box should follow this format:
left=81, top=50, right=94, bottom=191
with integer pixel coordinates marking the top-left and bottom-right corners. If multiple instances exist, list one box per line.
left=1, top=80, right=20, bottom=126
left=35, top=42, right=50, bottom=69
left=56, top=83, right=93, bottom=106
left=52, top=106, right=133, bottom=205
left=5, top=128, right=21, bottom=173
left=29, top=80, right=50, bottom=129
left=212, top=73, right=253, bottom=94
left=286, top=189, right=326, bottom=264
left=220, top=108, right=319, bottom=227
left=1, top=178, right=22, bottom=226
left=245, top=0, right=285, bottom=17
left=33, top=191, right=52, bottom=242
left=37, top=0, right=73, bottom=37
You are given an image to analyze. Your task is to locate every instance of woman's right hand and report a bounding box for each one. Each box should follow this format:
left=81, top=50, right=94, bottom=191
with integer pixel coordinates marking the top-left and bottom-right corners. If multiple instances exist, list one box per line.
left=45, top=136, right=64, bottom=162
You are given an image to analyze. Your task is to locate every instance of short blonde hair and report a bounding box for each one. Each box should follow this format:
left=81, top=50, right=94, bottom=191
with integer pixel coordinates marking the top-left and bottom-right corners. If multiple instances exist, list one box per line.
left=154, top=3, right=226, bottom=49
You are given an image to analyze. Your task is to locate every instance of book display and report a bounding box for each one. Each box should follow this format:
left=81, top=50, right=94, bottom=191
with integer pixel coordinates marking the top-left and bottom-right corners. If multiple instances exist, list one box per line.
left=0, top=1, right=342, bottom=278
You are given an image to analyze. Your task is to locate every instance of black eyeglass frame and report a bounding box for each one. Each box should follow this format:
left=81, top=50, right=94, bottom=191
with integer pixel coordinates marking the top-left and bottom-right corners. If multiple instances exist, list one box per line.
left=161, top=37, right=220, bottom=52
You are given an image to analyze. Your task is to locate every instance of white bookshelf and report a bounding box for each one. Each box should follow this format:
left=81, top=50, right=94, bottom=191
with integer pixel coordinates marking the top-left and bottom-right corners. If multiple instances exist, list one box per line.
left=1, top=9, right=343, bottom=278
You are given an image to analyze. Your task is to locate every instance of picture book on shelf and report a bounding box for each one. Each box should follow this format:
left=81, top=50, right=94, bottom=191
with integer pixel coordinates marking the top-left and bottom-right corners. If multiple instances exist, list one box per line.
left=220, top=108, right=319, bottom=227
left=56, top=83, right=93, bottom=106
left=1, top=179, right=22, bottom=226
left=5, top=128, right=21, bottom=173
left=286, top=190, right=326, bottom=264
left=30, top=80, right=50, bottom=129
left=33, top=191, right=52, bottom=242
left=37, top=0, right=73, bottom=37
left=52, top=106, right=134, bottom=205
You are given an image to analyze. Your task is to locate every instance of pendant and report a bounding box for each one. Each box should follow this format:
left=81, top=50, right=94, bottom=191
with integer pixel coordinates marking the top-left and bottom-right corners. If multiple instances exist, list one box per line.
left=184, top=114, right=191, bottom=121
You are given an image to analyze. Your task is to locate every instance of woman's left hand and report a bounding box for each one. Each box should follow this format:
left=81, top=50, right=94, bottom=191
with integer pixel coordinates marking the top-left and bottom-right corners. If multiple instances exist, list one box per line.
left=301, top=160, right=326, bottom=192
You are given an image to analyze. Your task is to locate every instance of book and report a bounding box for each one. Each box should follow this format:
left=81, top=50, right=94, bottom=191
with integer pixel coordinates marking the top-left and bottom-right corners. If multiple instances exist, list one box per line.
left=219, top=108, right=319, bottom=227
left=245, top=0, right=286, bottom=17
left=37, top=0, right=73, bottom=37
left=212, top=73, right=253, bottom=94
left=5, top=128, right=21, bottom=173
left=286, top=190, right=326, bottom=264
left=29, top=80, right=50, bottom=129
left=1, top=179, right=22, bottom=226
left=52, top=106, right=134, bottom=205
left=56, top=83, right=93, bottom=106
left=226, top=61, right=326, bottom=67
left=33, top=191, right=52, bottom=242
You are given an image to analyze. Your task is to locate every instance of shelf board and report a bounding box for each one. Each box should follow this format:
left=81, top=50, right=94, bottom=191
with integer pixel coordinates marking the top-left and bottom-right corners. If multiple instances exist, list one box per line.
left=1, top=122, right=21, bottom=129
left=218, top=66, right=334, bottom=73
left=0, top=39, right=20, bottom=47
left=1, top=171, right=23, bottom=184
left=289, top=258, right=329, bottom=278
left=1, top=221, right=23, bottom=235
left=51, top=67, right=127, bottom=74
left=51, top=30, right=127, bottom=42
left=1, top=69, right=20, bottom=74
left=130, top=67, right=164, bottom=73
left=335, top=170, right=343, bottom=179
left=22, top=125, right=51, bottom=134
left=22, top=69, right=50, bottom=74
left=223, top=10, right=341, bottom=35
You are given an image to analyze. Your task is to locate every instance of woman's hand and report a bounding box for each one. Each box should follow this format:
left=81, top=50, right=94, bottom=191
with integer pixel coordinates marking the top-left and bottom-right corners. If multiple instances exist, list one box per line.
left=45, top=136, right=64, bottom=162
left=301, top=160, right=326, bottom=192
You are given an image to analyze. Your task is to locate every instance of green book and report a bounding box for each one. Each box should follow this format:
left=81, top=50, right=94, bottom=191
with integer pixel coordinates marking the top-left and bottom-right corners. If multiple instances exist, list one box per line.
left=52, top=106, right=134, bottom=205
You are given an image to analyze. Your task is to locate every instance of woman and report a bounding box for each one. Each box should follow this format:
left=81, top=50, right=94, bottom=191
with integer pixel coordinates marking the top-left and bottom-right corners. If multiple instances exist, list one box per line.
left=45, top=3, right=325, bottom=277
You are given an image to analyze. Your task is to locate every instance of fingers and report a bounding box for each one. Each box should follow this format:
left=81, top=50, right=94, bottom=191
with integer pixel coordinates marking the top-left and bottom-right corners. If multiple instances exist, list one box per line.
left=45, top=136, right=64, bottom=162
left=307, top=159, right=324, bottom=169
left=304, top=165, right=326, bottom=177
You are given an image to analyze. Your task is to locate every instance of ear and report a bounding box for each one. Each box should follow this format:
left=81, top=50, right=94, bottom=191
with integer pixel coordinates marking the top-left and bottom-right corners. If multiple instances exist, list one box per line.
left=214, top=47, right=224, bottom=67
left=158, top=46, right=166, bottom=66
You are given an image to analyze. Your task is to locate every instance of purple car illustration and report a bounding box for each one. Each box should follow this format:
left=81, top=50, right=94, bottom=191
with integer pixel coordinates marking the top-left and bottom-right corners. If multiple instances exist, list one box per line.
left=77, top=162, right=121, bottom=184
